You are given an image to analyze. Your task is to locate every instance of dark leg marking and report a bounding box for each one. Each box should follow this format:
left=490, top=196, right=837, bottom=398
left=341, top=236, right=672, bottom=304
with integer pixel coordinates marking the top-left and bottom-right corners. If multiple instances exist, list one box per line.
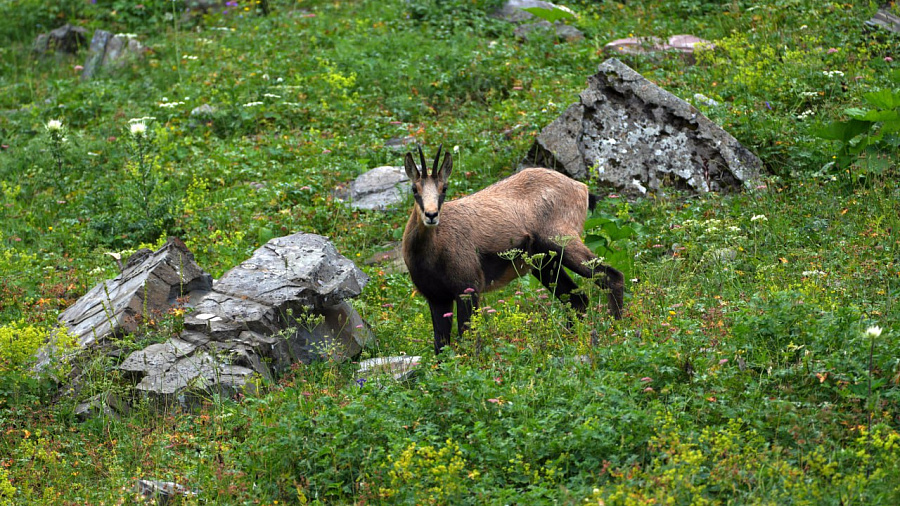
left=428, top=299, right=454, bottom=355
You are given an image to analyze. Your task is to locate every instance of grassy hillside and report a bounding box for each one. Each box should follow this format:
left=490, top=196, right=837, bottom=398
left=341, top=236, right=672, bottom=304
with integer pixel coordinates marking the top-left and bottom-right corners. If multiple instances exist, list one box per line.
left=1, top=0, right=899, bottom=503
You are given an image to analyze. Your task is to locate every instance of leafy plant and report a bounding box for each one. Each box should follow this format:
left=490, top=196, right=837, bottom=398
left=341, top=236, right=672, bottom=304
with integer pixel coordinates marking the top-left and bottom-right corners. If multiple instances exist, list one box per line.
left=815, top=69, right=900, bottom=183
left=584, top=203, right=639, bottom=284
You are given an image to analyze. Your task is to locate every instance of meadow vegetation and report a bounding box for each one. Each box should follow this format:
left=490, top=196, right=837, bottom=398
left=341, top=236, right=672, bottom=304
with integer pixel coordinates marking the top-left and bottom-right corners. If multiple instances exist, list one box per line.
left=0, top=0, right=898, bottom=503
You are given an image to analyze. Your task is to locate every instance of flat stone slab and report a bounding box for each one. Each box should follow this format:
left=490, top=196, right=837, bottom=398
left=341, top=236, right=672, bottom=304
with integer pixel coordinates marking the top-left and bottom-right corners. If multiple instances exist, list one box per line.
left=867, top=6, right=900, bottom=33
left=522, top=58, right=761, bottom=194
left=604, top=35, right=713, bottom=62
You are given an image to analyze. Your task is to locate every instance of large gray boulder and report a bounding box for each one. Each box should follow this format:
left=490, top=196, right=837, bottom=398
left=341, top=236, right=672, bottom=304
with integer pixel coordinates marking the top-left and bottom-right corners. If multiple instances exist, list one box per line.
left=522, top=58, right=761, bottom=194
left=118, top=233, right=374, bottom=408
left=58, top=237, right=212, bottom=348
left=32, top=24, right=88, bottom=55
left=82, top=30, right=146, bottom=80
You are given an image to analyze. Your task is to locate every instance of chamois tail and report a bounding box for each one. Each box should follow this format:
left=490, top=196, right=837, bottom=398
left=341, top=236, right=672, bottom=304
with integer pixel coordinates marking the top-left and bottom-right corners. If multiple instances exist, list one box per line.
left=588, top=193, right=601, bottom=212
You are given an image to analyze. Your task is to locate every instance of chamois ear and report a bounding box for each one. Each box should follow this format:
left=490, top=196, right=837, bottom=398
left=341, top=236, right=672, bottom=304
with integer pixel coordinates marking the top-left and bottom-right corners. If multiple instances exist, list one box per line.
left=431, top=143, right=444, bottom=178
left=438, top=149, right=452, bottom=182
left=403, top=152, right=420, bottom=181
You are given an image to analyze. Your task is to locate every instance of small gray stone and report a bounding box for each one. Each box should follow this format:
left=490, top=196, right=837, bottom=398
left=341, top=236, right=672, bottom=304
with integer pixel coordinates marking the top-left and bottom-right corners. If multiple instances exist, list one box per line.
left=190, top=104, right=217, bottom=117
left=357, top=356, right=422, bottom=382
left=342, top=166, right=410, bottom=211
left=134, top=479, right=197, bottom=505
left=384, top=136, right=416, bottom=149
left=74, top=392, right=129, bottom=421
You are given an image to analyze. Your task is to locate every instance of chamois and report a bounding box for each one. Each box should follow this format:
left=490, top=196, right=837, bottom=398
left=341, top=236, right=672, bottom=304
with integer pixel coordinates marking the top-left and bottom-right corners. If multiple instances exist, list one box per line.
left=401, top=145, right=625, bottom=355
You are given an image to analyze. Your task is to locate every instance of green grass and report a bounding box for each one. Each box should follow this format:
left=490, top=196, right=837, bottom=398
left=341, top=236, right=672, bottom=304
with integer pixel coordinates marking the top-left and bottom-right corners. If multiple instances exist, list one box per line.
left=1, top=0, right=899, bottom=503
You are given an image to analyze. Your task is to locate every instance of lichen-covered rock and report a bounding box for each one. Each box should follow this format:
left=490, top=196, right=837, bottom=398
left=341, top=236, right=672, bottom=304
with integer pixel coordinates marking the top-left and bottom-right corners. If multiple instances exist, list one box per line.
left=522, top=58, right=761, bottom=195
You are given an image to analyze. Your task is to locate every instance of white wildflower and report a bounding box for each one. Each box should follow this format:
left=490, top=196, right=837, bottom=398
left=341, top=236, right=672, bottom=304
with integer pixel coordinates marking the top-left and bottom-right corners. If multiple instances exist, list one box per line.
left=243, top=101, right=264, bottom=107
left=750, top=215, right=767, bottom=222
left=262, top=93, right=281, bottom=98
left=45, top=119, right=63, bottom=132
left=130, top=121, right=147, bottom=137
left=182, top=55, right=198, bottom=60
left=158, top=101, right=185, bottom=108
left=865, top=326, right=882, bottom=339
left=823, top=70, right=844, bottom=78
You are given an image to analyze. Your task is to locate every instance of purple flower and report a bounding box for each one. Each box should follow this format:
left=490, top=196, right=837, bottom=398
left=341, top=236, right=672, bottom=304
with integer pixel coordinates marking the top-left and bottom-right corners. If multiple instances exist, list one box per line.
left=356, top=378, right=367, bottom=387
left=886, top=57, right=894, bottom=62
left=826, top=48, right=838, bottom=54
left=226, top=0, right=238, bottom=6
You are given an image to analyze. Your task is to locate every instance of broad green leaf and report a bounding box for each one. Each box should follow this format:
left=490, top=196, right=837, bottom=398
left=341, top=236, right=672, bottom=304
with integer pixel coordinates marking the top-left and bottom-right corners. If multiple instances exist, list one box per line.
left=584, top=216, right=612, bottom=230
left=522, top=5, right=577, bottom=23
left=814, top=119, right=872, bottom=142
left=863, top=89, right=900, bottom=110
left=843, top=107, right=869, bottom=120
left=857, top=110, right=899, bottom=122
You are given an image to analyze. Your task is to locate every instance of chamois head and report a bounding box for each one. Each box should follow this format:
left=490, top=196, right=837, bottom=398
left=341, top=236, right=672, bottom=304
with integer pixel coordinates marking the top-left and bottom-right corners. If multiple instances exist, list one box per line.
left=404, top=144, right=452, bottom=228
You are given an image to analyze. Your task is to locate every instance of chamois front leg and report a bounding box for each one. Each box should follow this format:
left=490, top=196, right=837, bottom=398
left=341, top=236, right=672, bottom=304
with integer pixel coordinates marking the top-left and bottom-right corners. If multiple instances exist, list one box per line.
left=455, top=291, right=479, bottom=337
left=428, top=299, right=454, bottom=355
left=560, top=241, right=625, bottom=319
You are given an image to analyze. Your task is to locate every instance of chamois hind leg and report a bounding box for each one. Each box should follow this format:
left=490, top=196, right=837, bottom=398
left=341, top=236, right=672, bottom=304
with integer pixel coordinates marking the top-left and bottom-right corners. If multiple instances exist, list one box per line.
left=532, top=255, right=588, bottom=314
left=428, top=299, right=454, bottom=355
left=559, top=241, right=625, bottom=319
left=455, top=291, right=479, bottom=337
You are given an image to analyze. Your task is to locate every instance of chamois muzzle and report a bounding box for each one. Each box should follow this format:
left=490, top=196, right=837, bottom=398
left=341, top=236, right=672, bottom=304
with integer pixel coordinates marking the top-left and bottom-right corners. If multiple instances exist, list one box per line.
left=423, top=211, right=439, bottom=227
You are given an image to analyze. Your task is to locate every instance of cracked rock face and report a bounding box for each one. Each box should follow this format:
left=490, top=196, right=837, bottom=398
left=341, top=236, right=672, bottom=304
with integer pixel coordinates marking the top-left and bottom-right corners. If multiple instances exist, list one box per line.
left=522, top=58, right=761, bottom=195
